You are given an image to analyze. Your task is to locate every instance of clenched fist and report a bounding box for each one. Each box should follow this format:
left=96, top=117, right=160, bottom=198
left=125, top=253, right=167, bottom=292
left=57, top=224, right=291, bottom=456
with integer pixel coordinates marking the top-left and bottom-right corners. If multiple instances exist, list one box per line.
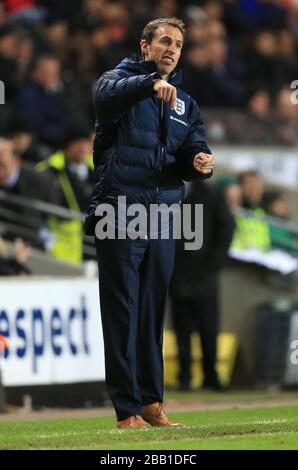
left=153, top=79, right=177, bottom=110
left=193, top=152, right=215, bottom=174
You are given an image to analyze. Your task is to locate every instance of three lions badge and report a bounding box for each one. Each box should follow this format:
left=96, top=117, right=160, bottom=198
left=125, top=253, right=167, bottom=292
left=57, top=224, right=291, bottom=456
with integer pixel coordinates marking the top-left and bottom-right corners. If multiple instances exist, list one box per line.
left=175, top=98, right=185, bottom=116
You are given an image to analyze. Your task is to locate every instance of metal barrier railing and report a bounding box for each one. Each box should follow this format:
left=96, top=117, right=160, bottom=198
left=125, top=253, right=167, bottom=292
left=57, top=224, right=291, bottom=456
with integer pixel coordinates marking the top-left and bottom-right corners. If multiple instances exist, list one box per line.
left=1, top=190, right=297, bottom=261
left=0, top=190, right=84, bottom=221
left=0, top=190, right=96, bottom=260
left=235, top=208, right=298, bottom=235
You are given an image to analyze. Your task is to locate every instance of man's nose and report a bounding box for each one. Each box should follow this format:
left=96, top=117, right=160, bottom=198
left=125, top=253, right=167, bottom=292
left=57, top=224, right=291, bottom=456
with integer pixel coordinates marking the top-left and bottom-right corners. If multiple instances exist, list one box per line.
left=167, top=45, right=176, bottom=55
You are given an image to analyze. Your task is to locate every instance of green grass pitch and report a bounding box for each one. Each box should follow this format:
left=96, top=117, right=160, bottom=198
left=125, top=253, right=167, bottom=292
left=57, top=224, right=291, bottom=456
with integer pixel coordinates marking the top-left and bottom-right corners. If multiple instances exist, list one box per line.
left=1, top=405, right=298, bottom=450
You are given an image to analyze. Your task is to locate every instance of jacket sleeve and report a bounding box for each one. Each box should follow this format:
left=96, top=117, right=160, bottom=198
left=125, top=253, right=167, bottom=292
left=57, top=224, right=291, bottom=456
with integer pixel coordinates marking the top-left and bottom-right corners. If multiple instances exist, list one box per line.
left=177, top=100, right=213, bottom=181
left=94, top=70, right=160, bottom=124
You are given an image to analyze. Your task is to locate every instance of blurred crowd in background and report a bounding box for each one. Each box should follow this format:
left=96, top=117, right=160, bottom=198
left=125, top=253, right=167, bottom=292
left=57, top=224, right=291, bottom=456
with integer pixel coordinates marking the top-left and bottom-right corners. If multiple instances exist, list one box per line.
left=0, top=0, right=298, bottom=273
left=0, top=0, right=298, bottom=149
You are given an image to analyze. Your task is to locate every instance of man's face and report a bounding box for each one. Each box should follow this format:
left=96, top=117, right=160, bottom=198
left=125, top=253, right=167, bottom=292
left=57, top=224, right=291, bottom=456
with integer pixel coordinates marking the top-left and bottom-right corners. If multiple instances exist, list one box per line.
left=242, top=175, right=264, bottom=204
left=140, top=24, right=183, bottom=77
left=33, top=58, right=61, bottom=91
left=0, top=141, right=20, bottom=187
left=0, top=33, right=17, bottom=57
left=65, top=139, right=91, bottom=164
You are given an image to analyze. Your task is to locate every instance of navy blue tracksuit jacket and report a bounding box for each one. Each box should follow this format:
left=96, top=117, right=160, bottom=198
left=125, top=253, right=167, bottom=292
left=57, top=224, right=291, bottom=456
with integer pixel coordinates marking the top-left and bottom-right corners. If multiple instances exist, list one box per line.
left=87, top=57, right=213, bottom=420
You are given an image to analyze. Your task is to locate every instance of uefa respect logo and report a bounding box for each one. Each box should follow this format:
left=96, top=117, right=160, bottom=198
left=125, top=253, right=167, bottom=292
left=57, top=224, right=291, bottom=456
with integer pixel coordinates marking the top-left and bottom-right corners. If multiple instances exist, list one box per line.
left=94, top=196, right=204, bottom=251
left=0, top=80, right=5, bottom=104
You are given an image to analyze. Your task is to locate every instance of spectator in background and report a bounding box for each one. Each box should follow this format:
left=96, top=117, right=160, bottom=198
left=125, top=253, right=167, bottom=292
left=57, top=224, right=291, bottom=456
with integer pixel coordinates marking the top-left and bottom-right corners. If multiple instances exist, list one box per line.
left=103, top=1, right=130, bottom=44
left=36, top=126, right=94, bottom=263
left=246, top=88, right=272, bottom=144
left=227, top=88, right=272, bottom=144
left=37, top=0, right=82, bottom=29
left=0, top=3, right=8, bottom=28
left=39, top=13, right=69, bottom=61
left=217, top=175, right=243, bottom=211
left=207, top=35, right=245, bottom=107
left=238, top=170, right=265, bottom=211
left=276, top=29, right=298, bottom=85
left=153, top=0, right=180, bottom=19
left=262, top=189, right=298, bottom=255
left=181, top=27, right=244, bottom=108
left=91, top=2, right=132, bottom=70
left=170, top=181, right=234, bottom=391
left=185, top=7, right=210, bottom=44
left=4, top=0, right=37, bottom=14
left=181, top=40, right=212, bottom=106
left=208, top=20, right=227, bottom=41
left=275, top=87, right=298, bottom=121
left=281, top=0, right=298, bottom=42
left=79, top=0, right=106, bottom=30
left=3, top=0, right=45, bottom=24
left=0, top=137, right=58, bottom=248
left=224, top=0, right=287, bottom=37
left=15, top=30, right=34, bottom=82
left=274, top=87, right=298, bottom=145
left=19, top=55, right=71, bottom=150
left=244, top=31, right=281, bottom=97
left=201, top=0, right=224, bottom=22
left=248, top=88, right=271, bottom=119
left=37, top=125, right=94, bottom=213
left=0, top=235, right=32, bottom=276
left=262, top=189, right=290, bottom=220
left=233, top=170, right=271, bottom=253
left=0, top=24, right=19, bottom=100
left=5, top=113, right=48, bottom=163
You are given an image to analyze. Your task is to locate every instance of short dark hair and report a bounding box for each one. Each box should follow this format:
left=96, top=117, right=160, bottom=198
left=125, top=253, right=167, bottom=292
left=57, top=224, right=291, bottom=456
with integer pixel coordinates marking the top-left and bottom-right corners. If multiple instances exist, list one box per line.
left=141, top=17, right=186, bottom=44
left=238, top=170, right=261, bottom=184
left=262, top=190, right=285, bottom=211
left=63, top=124, right=91, bottom=148
left=31, top=54, right=59, bottom=73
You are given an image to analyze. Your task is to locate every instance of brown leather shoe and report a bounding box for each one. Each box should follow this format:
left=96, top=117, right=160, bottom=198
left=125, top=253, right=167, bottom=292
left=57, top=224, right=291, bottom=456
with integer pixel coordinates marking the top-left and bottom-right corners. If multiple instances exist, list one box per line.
left=117, top=415, right=151, bottom=429
left=141, top=402, right=183, bottom=427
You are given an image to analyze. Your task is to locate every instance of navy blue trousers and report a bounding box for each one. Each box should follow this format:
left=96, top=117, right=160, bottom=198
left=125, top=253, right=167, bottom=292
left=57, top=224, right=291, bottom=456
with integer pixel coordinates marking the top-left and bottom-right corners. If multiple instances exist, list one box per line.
left=95, top=234, right=175, bottom=420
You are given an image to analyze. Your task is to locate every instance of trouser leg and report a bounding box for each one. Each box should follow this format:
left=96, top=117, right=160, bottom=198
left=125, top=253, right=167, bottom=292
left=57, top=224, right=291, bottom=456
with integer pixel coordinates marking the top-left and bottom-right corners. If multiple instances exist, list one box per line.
left=137, top=237, right=176, bottom=405
left=95, top=236, right=147, bottom=420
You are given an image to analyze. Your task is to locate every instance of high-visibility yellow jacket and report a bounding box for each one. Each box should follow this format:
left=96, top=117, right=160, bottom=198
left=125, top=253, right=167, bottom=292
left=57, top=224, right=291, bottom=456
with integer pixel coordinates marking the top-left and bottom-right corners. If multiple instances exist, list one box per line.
left=37, top=151, right=93, bottom=263
left=231, top=207, right=271, bottom=253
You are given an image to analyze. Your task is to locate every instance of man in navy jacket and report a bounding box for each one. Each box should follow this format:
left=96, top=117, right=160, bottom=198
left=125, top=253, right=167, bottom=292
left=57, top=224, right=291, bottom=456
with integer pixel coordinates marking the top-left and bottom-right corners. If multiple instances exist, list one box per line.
left=86, top=17, right=215, bottom=429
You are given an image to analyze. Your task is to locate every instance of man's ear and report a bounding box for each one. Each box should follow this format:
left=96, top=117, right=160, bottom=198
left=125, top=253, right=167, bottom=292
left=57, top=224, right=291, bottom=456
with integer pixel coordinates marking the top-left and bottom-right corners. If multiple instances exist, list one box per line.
left=140, top=39, right=149, bottom=58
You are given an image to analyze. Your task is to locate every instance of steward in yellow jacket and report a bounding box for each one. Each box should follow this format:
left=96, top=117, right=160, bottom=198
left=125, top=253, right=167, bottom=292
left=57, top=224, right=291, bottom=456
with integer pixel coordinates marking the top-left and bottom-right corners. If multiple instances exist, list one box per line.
left=37, top=127, right=94, bottom=263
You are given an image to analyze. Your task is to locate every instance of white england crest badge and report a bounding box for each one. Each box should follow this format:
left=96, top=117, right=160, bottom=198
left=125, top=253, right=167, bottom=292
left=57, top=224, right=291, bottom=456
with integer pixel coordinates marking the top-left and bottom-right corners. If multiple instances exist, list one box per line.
left=175, top=98, right=185, bottom=116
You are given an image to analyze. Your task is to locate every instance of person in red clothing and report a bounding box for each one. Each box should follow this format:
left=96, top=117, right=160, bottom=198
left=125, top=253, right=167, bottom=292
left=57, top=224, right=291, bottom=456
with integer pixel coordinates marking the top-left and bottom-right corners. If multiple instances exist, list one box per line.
left=4, top=0, right=44, bottom=24
left=4, top=0, right=36, bottom=13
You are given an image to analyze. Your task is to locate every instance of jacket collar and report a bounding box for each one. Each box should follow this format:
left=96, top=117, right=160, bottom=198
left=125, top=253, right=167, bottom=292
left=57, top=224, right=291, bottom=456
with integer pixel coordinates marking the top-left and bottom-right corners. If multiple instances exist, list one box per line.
left=115, top=57, right=182, bottom=86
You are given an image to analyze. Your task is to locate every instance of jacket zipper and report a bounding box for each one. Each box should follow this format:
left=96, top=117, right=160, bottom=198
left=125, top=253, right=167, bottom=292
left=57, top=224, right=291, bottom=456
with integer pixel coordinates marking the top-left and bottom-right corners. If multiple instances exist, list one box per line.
left=156, top=99, right=165, bottom=197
